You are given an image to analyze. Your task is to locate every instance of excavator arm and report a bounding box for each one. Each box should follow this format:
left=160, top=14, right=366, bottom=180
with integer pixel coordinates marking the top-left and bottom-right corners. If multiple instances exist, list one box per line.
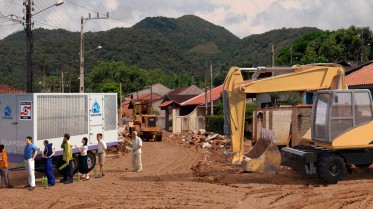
left=223, top=64, right=346, bottom=165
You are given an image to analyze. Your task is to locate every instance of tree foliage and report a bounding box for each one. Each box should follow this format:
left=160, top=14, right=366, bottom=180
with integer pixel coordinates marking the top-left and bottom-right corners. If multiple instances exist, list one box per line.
left=276, top=26, right=373, bottom=66
left=85, top=61, right=196, bottom=95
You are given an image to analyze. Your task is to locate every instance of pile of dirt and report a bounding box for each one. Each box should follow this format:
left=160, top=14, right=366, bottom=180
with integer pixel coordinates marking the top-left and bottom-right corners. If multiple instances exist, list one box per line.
left=169, top=129, right=231, bottom=150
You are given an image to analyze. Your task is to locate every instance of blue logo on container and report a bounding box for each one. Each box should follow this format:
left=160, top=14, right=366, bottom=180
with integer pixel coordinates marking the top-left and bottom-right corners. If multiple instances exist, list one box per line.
left=2, top=105, right=12, bottom=119
left=91, top=99, right=101, bottom=116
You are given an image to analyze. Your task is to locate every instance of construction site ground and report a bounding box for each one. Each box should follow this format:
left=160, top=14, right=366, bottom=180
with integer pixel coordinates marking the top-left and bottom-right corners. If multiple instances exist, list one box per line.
left=3, top=132, right=373, bottom=209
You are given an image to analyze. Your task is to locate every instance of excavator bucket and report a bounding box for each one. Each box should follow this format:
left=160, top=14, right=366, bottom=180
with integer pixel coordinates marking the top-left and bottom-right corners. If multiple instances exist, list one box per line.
left=242, top=129, right=281, bottom=174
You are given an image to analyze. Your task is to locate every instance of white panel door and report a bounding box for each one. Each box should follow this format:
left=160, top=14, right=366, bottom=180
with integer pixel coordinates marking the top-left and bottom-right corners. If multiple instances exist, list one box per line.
left=89, top=95, right=104, bottom=144
left=0, top=95, right=18, bottom=153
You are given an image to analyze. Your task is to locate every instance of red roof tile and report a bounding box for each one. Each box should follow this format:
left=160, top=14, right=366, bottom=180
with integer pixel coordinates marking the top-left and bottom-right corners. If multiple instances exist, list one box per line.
left=132, top=93, right=161, bottom=101
left=0, top=84, right=24, bottom=94
left=181, top=85, right=223, bottom=106
left=346, top=63, right=373, bottom=86
left=159, top=100, right=181, bottom=108
left=159, top=100, right=174, bottom=107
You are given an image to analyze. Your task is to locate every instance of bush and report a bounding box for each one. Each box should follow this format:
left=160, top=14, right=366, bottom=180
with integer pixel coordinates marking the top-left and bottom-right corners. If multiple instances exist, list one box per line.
left=245, top=103, right=257, bottom=122
left=206, top=115, right=225, bottom=134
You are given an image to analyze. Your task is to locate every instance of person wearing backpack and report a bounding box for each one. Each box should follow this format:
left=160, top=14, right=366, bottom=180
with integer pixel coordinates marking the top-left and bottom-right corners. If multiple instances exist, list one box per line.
left=42, top=140, right=55, bottom=186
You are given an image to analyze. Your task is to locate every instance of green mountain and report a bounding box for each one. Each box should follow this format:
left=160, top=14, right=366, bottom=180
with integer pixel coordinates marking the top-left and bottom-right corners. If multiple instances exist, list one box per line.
left=0, top=15, right=319, bottom=91
left=232, top=27, right=322, bottom=66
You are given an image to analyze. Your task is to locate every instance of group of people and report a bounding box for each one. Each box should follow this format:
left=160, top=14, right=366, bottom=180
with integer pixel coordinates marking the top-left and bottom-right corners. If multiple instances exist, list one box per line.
left=0, top=131, right=143, bottom=190
left=23, top=134, right=108, bottom=190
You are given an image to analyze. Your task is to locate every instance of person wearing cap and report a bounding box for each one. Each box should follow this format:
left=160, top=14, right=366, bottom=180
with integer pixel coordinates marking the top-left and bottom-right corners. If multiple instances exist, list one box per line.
left=42, top=140, right=55, bottom=186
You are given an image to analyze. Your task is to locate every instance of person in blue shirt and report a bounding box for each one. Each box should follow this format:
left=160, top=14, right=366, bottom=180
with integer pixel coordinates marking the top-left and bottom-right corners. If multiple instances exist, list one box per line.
left=24, top=136, right=37, bottom=190
left=42, top=140, right=55, bottom=186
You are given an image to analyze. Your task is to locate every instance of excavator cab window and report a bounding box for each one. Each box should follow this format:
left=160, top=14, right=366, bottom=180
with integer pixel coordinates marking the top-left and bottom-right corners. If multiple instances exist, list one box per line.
left=354, top=92, right=373, bottom=125
left=314, top=93, right=330, bottom=142
left=330, top=92, right=353, bottom=140
left=312, top=90, right=373, bottom=143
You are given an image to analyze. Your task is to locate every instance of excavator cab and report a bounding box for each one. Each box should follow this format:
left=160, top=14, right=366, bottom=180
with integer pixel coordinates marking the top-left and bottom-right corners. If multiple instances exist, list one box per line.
left=283, top=89, right=373, bottom=183
left=312, top=89, right=373, bottom=145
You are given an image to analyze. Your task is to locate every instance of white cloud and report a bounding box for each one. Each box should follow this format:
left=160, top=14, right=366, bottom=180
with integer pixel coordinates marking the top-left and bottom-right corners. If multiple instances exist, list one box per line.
left=106, top=0, right=119, bottom=11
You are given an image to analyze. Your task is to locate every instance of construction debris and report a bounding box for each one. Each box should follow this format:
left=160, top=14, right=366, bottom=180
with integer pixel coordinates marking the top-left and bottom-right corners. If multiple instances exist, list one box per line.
left=206, top=134, right=219, bottom=142
left=117, top=126, right=133, bottom=154
left=178, top=131, right=230, bottom=149
left=199, top=129, right=206, bottom=135
left=116, top=125, right=229, bottom=153
left=202, top=142, right=212, bottom=148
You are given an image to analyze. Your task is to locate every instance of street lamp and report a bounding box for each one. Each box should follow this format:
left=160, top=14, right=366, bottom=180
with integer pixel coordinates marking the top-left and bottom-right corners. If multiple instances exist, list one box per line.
left=79, top=45, right=102, bottom=93
left=85, top=45, right=102, bottom=53
left=25, top=0, right=64, bottom=93
left=32, top=0, right=64, bottom=16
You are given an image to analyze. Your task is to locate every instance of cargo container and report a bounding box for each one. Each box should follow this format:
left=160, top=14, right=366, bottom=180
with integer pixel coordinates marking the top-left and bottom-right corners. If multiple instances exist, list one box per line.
left=0, top=93, right=118, bottom=172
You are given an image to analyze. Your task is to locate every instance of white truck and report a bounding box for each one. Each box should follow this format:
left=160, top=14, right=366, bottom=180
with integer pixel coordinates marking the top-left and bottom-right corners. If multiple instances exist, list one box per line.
left=0, top=93, right=118, bottom=172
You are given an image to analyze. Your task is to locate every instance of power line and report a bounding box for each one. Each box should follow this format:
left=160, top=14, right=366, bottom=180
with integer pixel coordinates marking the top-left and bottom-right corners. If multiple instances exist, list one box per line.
left=0, top=12, right=22, bottom=25
left=33, top=20, right=61, bottom=29
left=33, top=2, right=69, bottom=31
left=37, top=0, right=73, bottom=31
left=65, top=0, right=133, bottom=26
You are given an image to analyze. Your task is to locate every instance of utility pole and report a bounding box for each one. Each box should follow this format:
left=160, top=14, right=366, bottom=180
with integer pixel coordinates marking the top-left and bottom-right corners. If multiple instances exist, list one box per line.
left=271, top=43, right=275, bottom=67
left=210, top=61, right=213, bottom=115
left=120, top=83, right=122, bottom=126
left=204, top=65, right=208, bottom=116
left=25, top=0, right=33, bottom=93
left=79, top=12, right=108, bottom=93
left=24, top=0, right=63, bottom=92
left=290, top=45, right=293, bottom=65
left=61, top=69, right=64, bottom=93
left=150, top=84, right=153, bottom=114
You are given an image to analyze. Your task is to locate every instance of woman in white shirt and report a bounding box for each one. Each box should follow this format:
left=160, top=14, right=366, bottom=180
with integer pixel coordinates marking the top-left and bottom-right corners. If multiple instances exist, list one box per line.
left=75, top=137, right=89, bottom=180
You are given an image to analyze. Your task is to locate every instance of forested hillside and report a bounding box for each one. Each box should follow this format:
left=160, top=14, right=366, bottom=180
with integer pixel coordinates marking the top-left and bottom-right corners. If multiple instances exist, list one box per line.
left=1, top=15, right=370, bottom=94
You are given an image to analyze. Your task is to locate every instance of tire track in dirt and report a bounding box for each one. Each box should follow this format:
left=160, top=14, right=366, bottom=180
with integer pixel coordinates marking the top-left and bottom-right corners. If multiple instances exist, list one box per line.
left=9, top=133, right=373, bottom=209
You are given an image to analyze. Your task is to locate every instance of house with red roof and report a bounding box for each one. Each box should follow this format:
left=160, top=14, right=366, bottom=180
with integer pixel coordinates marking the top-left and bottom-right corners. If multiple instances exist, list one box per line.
left=159, top=85, right=203, bottom=131
left=346, top=61, right=373, bottom=92
left=164, top=85, right=223, bottom=133
left=0, top=84, right=24, bottom=94
left=181, top=85, right=223, bottom=106
left=159, top=85, right=203, bottom=113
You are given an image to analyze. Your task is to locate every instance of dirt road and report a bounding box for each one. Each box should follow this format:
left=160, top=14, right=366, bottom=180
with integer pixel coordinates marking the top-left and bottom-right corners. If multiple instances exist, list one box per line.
left=2, top=135, right=373, bottom=209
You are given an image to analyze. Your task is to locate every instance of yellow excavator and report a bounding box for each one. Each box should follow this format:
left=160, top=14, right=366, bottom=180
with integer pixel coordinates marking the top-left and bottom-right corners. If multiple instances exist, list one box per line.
left=223, top=63, right=373, bottom=183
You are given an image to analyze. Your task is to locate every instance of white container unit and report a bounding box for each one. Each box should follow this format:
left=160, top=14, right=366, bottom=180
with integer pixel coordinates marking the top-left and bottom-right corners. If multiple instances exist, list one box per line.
left=0, top=93, right=118, bottom=171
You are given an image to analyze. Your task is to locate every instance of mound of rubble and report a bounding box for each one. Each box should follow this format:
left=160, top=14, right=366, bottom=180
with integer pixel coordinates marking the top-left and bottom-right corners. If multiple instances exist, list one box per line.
left=111, top=126, right=133, bottom=155
left=169, top=129, right=231, bottom=150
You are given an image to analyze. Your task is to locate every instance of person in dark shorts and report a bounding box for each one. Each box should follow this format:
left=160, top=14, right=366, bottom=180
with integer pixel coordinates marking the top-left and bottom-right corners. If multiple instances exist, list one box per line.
left=75, top=137, right=90, bottom=180
left=42, top=140, right=55, bottom=186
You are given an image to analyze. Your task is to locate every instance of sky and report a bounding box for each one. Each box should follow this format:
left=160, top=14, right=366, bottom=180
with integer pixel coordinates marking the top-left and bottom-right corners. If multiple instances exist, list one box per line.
left=1, top=0, right=373, bottom=39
